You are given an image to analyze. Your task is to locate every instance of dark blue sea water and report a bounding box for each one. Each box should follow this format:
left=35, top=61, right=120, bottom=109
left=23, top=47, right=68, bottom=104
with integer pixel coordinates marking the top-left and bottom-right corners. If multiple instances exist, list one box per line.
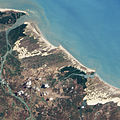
left=0, top=0, right=120, bottom=88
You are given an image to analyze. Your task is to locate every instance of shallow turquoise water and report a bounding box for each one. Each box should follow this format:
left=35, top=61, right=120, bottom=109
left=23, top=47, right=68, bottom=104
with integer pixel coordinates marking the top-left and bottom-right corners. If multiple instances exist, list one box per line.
left=0, top=0, right=120, bottom=88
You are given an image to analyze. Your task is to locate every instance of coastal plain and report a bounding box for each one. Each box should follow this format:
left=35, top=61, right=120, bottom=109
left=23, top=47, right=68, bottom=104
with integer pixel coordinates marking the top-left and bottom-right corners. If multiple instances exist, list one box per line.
left=0, top=9, right=120, bottom=120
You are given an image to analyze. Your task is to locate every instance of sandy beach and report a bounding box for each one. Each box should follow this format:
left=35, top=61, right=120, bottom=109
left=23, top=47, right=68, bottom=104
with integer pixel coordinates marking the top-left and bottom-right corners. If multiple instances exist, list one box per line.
left=58, top=45, right=95, bottom=74
left=26, top=21, right=96, bottom=74
left=0, top=8, right=28, bottom=15
left=24, top=22, right=55, bottom=49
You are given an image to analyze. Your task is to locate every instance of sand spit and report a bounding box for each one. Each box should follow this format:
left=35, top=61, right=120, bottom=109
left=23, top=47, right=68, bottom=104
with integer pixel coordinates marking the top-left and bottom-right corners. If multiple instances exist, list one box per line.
left=0, top=8, right=28, bottom=15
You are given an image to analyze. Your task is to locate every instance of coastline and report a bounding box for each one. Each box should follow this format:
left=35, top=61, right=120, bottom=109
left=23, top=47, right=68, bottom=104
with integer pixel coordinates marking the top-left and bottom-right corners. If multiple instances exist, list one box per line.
left=0, top=8, right=95, bottom=75
left=13, top=21, right=56, bottom=59
left=95, top=73, right=120, bottom=91
left=1, top=8, right=120, bottom=107
left=0, top=8, right=28, bottom=15
left=24, top=22, right=55, bottom=50
left=58, top=45, right=95, bottom=74
left=24, top=21, right=95, bottom=75
left=30, top=21, right=120, bottom=107
left=84, top=73, right=120, bottom=106
left=28, top=18, right=120, bottom=107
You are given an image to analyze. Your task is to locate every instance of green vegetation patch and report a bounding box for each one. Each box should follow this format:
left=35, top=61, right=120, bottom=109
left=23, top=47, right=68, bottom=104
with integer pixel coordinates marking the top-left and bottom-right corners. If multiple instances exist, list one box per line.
left=59, top=66, right=87, bottom=89
left=4, top=52, right=23, bottom=77
left=0, top=31, right=7, bottom=57
left=8, top=24, right=27, bottom=46
left=0, top=11, right=25, bottom=25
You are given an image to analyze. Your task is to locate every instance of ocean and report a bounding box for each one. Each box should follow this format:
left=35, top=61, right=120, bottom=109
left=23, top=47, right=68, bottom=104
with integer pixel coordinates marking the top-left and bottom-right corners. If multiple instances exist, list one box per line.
left=0, top=0, right=120, bottom=88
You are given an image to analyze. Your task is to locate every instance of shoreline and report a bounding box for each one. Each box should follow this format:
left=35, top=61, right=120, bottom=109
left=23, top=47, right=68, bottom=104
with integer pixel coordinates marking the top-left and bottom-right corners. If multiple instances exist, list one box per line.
left=58, top=45, right=95, bottom=74
left=0, top=8, right=95, bottom=75
left=0, top=8, right=28, bottom=15
left=24, top=21, right=95, bottom=75
left=25, top=21, right=120, bottom=92
left=84, top=73, right=120, bottom=106
left=1, top=8, right=120, bottom=106
left=24, top=21, right=56, bottom=50
left=28, top=20, right=120, bottom=107
left=95, top=73, right=120, bottom=91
